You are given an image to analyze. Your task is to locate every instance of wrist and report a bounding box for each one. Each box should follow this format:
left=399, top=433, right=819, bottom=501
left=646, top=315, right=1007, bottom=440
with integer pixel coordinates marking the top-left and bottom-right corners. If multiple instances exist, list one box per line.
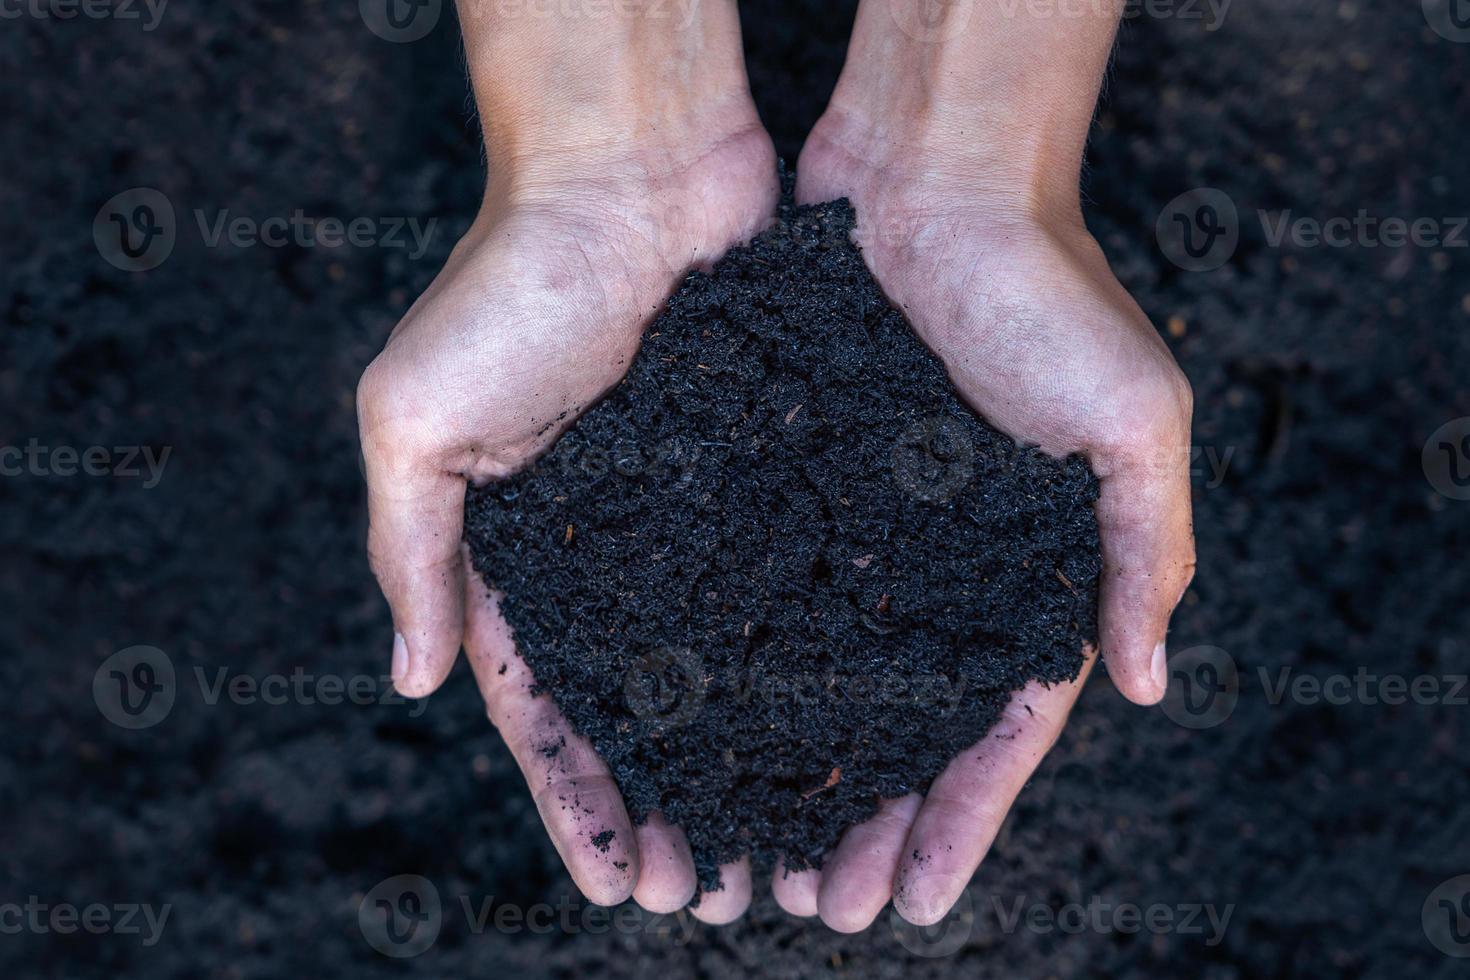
left=804, top=104, right=1087, bottom=231
left=806, top=0, right=1124, bottom=224
left=457, top=0, right=758, bottom=186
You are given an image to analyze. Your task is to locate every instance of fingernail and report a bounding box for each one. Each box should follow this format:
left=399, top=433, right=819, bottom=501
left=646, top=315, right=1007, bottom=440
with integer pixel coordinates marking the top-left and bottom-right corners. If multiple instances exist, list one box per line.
left=1151, top=640, right=1169, bottom=696
left=391, top=632, right=410, bottom=684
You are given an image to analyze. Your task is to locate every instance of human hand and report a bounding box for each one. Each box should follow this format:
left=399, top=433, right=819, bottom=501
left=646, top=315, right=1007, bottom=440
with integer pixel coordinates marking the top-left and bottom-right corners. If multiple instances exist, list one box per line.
left=773, top=0, right=1195, bottom=930
left=356, top=0, right=776, bottom=918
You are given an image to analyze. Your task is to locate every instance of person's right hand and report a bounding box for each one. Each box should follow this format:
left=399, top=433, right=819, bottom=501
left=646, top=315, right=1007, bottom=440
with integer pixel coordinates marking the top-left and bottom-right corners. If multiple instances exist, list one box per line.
left=356, top=84, right=777, bottom=915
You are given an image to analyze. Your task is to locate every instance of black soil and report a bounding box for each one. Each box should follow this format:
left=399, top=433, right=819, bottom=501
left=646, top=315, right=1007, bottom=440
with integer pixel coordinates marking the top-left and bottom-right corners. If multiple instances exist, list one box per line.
left=464, top=192, right=1100, bottom=888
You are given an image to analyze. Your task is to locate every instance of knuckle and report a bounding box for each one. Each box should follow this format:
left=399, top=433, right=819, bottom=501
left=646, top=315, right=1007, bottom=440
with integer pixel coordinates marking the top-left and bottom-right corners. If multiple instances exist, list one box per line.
left=1099, top=366, right=1195, bottom=467
left=1157, top=366, right=1195, bottom=427
left=355, top=355, right=395, bottom=430
left=1128, top=368, right=1192, bottom=436
left=357, top=360, right=436, bottom=481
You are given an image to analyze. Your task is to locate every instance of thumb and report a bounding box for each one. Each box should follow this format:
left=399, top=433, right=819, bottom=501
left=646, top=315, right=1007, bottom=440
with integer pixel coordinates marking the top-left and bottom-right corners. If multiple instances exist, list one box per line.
left=358, top=380, right=465, bottom=699
left=1093, top=432, right=1197, bottom=706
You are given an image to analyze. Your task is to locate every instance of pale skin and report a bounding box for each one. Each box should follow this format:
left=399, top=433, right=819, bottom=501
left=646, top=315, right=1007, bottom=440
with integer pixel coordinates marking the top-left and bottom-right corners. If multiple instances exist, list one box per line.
left=357, top=0, right=1194, bottom=930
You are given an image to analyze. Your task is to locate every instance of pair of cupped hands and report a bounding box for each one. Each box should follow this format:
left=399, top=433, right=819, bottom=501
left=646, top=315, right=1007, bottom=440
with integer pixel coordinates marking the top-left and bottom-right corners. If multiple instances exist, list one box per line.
left=355, top=101, right=1196, bottom=930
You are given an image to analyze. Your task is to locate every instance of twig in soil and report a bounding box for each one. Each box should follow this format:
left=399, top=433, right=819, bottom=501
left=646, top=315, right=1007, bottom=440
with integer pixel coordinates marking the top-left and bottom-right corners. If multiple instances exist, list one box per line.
left=801, top=767, right=842, bottom=800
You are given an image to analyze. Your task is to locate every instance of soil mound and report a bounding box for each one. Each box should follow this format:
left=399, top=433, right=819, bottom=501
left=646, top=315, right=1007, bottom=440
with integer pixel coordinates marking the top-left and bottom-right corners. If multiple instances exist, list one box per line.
left=465, top=189, right=1101, bottom=890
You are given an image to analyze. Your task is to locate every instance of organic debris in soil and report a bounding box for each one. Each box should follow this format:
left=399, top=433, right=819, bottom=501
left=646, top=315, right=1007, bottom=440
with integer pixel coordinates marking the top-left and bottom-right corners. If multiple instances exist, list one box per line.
left=464, top=188, right=1101, bottom=892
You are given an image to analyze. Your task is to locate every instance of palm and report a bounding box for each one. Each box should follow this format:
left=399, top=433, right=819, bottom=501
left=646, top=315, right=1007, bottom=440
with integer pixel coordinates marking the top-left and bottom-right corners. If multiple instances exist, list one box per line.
left=364, top=210, right=655, bottom=489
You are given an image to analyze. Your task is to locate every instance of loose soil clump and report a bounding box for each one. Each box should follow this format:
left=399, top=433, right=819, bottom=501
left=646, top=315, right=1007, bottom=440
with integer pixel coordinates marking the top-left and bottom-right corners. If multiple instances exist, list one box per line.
left=464, top=188, right=1101, bottom=891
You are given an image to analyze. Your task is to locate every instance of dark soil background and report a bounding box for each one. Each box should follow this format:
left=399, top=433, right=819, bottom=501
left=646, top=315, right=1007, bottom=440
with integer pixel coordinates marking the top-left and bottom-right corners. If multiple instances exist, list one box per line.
left=4, top=1, right=1468, bottom=977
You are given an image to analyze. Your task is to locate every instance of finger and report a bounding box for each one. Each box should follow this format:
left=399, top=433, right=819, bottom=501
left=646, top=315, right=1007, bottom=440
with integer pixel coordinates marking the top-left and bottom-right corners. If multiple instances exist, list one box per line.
left=462, top=560, right=639, bottom=905
left=690, top=857, right=752, bottom=925
left=358, top=389, right=465, bottom=699
left=815, top=793, right=923, bottom=933
left=1093, top=437, right=1197, bottom=705
left=770, top=857, right=821, bottom=918
left=632, top=812, right=698, bottom=914
left=893, top=647, right=1097, bottom=926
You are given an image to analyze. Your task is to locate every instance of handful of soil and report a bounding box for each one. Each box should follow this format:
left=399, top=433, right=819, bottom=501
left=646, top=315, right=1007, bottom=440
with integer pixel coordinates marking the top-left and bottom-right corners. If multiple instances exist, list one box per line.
left=464, top=188, right=1101, bottom=892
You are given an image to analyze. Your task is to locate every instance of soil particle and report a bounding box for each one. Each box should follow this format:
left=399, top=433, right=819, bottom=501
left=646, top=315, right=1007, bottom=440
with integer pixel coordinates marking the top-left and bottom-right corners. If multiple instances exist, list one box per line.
left=464, top=187, right=1101, bottom=890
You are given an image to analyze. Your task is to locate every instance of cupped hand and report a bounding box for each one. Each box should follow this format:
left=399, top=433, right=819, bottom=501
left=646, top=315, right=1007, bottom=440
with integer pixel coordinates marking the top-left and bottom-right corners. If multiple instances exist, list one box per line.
left=356, top=126, right=777, bottom=914
left=776, top=115, right=1197, bottom=930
